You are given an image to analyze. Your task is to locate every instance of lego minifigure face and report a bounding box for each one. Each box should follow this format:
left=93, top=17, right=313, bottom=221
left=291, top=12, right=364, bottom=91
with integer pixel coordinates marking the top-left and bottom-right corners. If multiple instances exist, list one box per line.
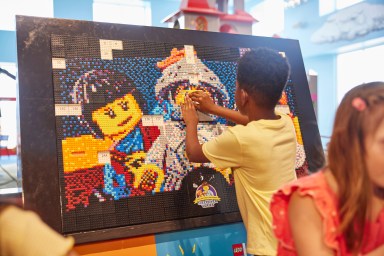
left=92, top=94, right=142, bottom=139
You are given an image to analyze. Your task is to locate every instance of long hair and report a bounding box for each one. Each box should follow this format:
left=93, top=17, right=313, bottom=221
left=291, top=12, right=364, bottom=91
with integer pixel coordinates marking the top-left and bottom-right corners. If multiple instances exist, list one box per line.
left=72, top=69, right=145, bottom=139
left=327, top=81, right=384, bottom=252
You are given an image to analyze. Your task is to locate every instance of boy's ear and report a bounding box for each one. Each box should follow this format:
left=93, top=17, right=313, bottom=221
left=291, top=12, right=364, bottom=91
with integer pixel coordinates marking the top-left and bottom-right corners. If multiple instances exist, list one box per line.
left=240, top=88, right=249, bottom=106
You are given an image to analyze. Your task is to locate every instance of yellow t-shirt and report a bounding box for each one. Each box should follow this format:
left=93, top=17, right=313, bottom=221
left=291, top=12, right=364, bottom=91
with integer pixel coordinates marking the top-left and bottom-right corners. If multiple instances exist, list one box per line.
left=0, top=206, right=75, bottom=256
left=202, top=112, right=297, bottom=256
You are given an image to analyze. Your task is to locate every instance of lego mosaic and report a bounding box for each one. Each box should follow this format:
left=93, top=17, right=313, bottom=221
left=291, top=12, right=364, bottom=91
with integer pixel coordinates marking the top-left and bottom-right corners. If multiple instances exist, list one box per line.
left=50, top=35, right=308, bottom=233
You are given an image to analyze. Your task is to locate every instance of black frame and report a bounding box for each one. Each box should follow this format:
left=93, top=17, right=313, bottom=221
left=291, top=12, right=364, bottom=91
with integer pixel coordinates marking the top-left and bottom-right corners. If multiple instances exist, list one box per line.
left=16, top=15, right=324, bottom=244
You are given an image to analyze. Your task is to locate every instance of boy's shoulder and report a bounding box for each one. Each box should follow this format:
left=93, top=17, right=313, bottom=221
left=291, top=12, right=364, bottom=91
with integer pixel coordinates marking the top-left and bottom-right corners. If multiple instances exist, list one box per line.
left=227, top=123, right=250, bottom=133
left=226, top=114, right=295, bottom=141
left=238, top=112, right=293, bottom=129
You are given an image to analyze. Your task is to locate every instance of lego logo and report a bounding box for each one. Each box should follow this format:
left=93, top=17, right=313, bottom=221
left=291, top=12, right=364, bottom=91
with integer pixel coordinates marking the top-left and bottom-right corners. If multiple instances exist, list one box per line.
left=233, top=248, right=243, bottom=253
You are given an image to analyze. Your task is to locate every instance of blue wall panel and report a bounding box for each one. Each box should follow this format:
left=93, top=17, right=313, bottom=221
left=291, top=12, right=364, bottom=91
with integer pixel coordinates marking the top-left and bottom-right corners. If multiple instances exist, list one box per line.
left=54, top=0, right=93, bottom=20
left=0, top=31, right=17, bottom=63
left=155, top=222, right=248, bottom=256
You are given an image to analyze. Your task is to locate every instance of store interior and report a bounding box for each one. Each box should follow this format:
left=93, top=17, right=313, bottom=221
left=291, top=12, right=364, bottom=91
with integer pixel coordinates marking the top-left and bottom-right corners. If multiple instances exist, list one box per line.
left=0, top=0, right=383, bottom=255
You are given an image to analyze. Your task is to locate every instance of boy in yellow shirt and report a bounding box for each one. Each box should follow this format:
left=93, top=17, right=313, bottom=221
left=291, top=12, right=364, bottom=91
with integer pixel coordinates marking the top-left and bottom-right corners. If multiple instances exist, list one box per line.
left=181, top=47, right=297, bottom=255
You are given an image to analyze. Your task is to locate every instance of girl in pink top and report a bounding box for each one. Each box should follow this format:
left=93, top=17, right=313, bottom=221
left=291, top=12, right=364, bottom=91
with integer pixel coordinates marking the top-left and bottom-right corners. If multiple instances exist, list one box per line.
left=271, top=82, right=384, bottom=256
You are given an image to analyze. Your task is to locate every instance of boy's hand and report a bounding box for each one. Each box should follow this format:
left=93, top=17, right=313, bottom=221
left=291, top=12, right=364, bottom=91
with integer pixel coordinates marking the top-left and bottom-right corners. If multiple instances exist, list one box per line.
left=189, top=91, right=216, bottom=114
left=181, top=95, right=199, bottom=126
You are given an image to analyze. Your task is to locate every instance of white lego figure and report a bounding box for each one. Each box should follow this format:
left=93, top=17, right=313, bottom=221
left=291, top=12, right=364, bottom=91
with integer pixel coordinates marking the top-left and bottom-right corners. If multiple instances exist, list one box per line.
left=145, top=48, right=231, bottom=191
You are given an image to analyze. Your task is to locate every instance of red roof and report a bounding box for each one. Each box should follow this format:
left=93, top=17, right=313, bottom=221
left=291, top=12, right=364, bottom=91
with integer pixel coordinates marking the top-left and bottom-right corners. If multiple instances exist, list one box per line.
left=180, top=0, right=211, bottom=9
left=220, top=10, right=258, bottom=23
left=163, top=0, right=222, bottom=23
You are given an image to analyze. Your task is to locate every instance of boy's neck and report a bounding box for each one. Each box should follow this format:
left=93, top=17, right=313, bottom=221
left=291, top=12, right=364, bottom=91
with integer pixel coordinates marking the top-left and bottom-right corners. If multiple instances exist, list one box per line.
left=246, top=103, right=279, bottom=122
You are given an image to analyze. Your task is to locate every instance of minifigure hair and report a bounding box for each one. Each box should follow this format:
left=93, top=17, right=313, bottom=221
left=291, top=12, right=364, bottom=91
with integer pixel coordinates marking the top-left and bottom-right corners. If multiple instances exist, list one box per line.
left=236, top=47, right=290, bottom=109
left=77, top=69, right=144, bottom=138
left=327, top=81, right=384, bottom=253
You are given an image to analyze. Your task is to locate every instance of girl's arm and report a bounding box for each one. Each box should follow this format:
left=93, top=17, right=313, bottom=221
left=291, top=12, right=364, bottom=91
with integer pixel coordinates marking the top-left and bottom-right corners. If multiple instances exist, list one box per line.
left=289, top=191, right=384, bottom=256
left=288, top=191, right=335, bottom=256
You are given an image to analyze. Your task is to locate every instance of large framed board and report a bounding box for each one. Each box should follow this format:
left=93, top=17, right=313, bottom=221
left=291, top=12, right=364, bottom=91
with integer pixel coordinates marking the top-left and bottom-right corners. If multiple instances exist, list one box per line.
left=16, top=15, right=324, bottom=243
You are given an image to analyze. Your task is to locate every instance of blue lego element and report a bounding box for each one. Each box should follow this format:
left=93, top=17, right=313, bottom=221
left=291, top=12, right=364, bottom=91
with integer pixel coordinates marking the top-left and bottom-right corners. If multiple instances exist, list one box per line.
left=285, top=82, right=297, bottom=116
left=152, top=100, right=175, bottom=121
left=115, top=126, right=144, bottom=154
left=103, top=163, right=129, bottom=200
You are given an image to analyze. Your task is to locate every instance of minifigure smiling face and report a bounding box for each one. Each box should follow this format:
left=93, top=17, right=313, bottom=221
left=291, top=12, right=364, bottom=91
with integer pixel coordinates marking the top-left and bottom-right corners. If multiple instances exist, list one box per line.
left=92, top=93, right=142, bottom=141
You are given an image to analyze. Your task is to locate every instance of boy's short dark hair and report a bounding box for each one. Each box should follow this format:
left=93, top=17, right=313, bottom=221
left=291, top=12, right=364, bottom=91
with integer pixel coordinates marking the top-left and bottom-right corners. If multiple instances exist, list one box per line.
left=237, top=47, right=290, bottom=109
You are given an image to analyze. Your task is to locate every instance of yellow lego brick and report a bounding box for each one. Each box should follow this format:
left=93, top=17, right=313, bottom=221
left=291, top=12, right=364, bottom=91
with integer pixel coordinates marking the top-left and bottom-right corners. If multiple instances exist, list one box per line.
left=175, top=89, right=203, bottom=105
left=62, top=135, right=112, bottom=173
left=292, top=116, right=304, bottom=145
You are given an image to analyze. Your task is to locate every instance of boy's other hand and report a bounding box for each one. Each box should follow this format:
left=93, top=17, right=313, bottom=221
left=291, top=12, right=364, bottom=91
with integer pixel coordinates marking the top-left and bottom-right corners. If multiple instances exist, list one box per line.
left=181, top=95, right=199, bottom=126
left=189, top=91, right=216, bottom=114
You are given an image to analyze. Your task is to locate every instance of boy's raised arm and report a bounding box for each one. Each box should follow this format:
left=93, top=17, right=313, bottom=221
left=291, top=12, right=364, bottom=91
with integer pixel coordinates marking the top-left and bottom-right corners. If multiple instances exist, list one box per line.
left=181, top=95, right=210, bottom=163
left=189, top=91, right=249, bottom=125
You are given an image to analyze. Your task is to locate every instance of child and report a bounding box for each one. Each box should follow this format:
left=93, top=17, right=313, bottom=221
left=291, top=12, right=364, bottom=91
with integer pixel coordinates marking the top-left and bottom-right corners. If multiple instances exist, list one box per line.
left=181, top=47, right=297, bottom=256
left=0, top=202, right=77, bottom=256
left=271, top=82, right=384, bottom=255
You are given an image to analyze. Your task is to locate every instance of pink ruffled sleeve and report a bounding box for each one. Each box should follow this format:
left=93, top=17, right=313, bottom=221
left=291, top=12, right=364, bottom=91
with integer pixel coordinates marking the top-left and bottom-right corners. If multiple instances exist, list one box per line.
left=270, top=171, right=343, bottom=255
